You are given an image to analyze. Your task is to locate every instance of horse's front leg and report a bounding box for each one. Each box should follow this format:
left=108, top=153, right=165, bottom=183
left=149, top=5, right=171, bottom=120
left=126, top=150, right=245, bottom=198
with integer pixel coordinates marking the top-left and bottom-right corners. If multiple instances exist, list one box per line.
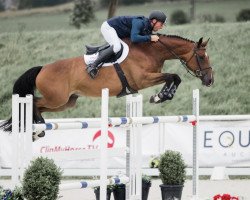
left=143, top=72, right=181, bottom=104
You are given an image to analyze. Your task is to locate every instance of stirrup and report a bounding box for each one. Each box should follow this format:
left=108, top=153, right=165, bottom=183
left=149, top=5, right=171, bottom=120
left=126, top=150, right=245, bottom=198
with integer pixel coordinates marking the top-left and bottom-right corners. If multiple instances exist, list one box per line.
left=86, top=65, right=99, bottom=79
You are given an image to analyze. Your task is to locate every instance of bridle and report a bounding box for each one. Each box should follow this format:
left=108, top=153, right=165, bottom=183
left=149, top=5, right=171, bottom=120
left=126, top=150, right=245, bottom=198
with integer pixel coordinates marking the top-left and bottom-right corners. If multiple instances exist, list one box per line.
left=158, top=39, right=212, bottom=78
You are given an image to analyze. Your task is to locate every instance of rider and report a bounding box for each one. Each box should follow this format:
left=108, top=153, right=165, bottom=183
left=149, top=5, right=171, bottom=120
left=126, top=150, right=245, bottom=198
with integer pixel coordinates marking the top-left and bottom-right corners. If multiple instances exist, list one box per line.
left=86, top=10, right=167, bottom=79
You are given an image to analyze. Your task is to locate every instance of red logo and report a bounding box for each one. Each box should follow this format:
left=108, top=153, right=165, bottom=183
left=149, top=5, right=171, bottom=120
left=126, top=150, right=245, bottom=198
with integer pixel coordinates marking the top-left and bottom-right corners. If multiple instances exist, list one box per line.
left=92, top=130, right=115, bottom=148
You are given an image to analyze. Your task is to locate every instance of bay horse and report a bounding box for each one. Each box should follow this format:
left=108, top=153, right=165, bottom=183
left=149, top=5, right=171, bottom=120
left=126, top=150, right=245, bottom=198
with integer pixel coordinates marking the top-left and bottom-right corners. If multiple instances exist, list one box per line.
left=0, top=34, right=214, bottom=138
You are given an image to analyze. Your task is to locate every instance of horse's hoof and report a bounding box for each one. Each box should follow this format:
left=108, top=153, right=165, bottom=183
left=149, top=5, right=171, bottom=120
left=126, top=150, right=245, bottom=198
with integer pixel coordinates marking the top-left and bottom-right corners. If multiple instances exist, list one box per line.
left=32, top=131, right=45, bottom=142
left=38, top=131, right=45, bottom=137
left=149, top=95, right=155, bottom=103
left=149, top=95, right=161, bottom=104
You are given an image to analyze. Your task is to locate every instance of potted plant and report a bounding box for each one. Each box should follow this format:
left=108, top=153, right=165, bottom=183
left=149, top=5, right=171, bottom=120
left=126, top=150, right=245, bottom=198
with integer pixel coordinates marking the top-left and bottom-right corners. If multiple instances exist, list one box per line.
left=142, top=174, right=152, bottom=200
left=113, top=175, right=152, bottom=200
left=0, top=186, right=24, bottom=200
left=113, top=183, right=126, bottom=200
left=93, top=185, right=114, bottom=200
left=22, top=157, right=62, bottom=200
left=158, top=150, right=187, bottom=200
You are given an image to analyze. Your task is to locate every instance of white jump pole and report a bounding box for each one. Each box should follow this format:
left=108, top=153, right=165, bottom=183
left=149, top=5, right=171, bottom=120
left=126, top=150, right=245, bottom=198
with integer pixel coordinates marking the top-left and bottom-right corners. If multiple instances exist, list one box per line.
left=192, top=89, right=199, bottom=200
left=100, top=88, right=109, bottom=200
left=60, top=175, right=129, bottom=190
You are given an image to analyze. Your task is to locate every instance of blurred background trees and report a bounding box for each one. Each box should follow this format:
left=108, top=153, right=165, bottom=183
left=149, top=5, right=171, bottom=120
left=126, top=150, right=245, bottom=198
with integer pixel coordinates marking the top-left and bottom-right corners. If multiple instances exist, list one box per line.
left=70, top=0, right=95, bottom=28
left=0, top=0, right=249, bottom=27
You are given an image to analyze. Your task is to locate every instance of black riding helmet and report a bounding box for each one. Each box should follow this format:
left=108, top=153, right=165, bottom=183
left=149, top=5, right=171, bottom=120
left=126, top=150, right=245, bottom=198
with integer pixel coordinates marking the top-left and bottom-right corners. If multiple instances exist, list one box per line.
left=149, top=10, right=167, bottom=24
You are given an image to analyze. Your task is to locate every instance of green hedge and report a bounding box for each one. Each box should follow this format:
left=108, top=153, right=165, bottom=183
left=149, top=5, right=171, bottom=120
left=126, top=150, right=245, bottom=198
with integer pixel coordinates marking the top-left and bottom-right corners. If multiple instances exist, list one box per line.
left=236, top=9, right=250, bottom=22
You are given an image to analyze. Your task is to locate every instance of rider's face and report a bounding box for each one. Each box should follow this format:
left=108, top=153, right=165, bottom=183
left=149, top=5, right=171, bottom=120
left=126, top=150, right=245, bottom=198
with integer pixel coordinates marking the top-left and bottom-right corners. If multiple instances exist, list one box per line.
left=152, top=20, right=165, bottom=32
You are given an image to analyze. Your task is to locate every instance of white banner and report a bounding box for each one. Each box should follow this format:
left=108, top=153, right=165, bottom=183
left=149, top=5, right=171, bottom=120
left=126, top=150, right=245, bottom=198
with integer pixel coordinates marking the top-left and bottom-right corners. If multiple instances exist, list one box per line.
left=163, top=121, right=250, bottom=166
left=0, top=119, right=250, bottom=169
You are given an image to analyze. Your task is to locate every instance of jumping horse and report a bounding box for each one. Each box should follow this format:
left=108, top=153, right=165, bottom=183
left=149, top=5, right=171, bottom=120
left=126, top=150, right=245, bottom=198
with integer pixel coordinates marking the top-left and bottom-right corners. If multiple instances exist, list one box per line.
left=0, top=34, right=214, bottom=138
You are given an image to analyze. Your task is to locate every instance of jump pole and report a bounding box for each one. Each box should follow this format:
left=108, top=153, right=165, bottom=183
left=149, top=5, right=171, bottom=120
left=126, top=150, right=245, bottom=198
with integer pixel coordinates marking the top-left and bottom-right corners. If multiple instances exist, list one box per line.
left=59, top=175, right=129, bottom=190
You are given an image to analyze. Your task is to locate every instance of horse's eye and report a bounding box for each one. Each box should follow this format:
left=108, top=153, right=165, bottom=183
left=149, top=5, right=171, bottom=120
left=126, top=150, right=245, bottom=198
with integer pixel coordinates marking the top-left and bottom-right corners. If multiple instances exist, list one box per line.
left=199, top=56, right=205, bottom=60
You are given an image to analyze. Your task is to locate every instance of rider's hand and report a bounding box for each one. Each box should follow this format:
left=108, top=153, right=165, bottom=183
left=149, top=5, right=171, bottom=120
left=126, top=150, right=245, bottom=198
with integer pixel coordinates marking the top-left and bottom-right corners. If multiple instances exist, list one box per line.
left=151, top=35, right=159, bottom=42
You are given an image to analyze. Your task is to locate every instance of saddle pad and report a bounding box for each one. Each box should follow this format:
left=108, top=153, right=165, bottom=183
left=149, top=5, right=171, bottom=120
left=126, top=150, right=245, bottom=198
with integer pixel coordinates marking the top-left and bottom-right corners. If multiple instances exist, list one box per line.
left=83, top=40, right=129, bottom=67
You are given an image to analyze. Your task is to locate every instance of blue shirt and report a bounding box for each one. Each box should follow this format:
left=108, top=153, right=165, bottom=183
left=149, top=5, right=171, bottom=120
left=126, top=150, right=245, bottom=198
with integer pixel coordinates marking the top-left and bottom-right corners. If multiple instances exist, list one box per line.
left=107, top=16, right=152, bottom=43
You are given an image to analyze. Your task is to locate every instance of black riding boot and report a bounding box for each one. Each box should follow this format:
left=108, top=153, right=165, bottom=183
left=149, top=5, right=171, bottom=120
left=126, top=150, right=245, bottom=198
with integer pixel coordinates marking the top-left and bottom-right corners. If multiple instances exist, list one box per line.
left=86, top=46, right=115, bottom=79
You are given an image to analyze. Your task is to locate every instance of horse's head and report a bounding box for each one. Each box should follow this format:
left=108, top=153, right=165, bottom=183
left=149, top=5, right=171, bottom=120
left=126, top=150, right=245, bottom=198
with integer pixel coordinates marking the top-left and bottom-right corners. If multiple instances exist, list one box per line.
left=158, top=35, right=214, bottom=87
left=184, top=37, right=214, bottom=87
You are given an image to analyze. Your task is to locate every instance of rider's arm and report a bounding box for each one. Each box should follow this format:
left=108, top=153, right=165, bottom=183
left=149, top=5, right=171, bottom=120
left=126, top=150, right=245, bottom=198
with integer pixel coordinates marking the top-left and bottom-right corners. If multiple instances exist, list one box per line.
left=131, top=18, right=151, bottom=43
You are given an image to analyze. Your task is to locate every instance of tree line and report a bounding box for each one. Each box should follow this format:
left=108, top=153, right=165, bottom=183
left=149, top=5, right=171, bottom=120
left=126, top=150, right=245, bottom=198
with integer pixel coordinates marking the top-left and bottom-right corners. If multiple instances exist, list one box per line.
left=0, top=0, right=205, bottom=11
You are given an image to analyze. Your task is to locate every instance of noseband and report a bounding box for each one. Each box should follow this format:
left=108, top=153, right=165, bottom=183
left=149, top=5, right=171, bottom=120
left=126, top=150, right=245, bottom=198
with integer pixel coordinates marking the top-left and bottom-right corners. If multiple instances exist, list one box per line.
left=158, top=39, right=212, bottom=78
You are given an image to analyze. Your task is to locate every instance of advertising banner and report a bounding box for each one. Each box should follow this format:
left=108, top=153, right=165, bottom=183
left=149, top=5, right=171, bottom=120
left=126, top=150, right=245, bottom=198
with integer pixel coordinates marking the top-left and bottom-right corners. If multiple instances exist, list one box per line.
left=0, top=120, right=249, bottom=169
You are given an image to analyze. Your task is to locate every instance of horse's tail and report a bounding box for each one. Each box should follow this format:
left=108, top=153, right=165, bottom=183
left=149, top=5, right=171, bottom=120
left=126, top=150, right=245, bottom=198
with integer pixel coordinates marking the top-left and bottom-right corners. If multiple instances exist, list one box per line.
left=0, top=66, right=43, bottom=132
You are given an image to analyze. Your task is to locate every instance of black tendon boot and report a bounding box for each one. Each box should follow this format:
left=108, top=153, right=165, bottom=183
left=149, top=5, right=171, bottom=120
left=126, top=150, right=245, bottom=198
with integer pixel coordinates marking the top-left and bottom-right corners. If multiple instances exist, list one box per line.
left=86, top=46, right=115, bottom=79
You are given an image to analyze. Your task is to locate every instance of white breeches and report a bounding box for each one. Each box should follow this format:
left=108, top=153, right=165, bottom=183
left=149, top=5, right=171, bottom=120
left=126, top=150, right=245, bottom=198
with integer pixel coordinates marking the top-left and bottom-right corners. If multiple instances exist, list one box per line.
left=101, top=21, right=122, bottom=53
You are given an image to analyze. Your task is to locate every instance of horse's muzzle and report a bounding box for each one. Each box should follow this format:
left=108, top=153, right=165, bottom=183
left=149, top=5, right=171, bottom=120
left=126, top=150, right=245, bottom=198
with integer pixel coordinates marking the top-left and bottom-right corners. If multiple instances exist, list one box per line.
left=202, top=73, right=214, bottom=87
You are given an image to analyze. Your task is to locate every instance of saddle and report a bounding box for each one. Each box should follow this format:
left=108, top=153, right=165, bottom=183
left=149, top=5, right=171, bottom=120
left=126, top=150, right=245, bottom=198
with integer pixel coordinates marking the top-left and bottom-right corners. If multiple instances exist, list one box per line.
left=83, top=41, right=137, bottom=97
left=85, top=43, right=123, bottom=64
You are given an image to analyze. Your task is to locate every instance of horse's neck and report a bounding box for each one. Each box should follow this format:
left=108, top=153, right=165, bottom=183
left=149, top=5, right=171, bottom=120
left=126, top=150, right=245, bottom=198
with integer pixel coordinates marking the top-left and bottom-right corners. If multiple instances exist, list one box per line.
left=127, top=37, right=193, bottom=55
left=163, top=37, right=195, bottom=58
left=123, top=37, right=194, bottom=67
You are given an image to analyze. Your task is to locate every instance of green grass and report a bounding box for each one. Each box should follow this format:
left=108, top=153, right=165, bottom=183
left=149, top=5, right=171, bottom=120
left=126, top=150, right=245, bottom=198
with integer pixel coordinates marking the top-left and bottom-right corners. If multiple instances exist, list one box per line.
left=0, top=1, right=249, bottom=120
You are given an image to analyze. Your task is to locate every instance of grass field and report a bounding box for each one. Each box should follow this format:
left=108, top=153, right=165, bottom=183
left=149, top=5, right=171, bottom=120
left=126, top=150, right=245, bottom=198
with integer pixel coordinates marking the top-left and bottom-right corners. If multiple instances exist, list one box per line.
left=0, top=1, right=249, bottom=119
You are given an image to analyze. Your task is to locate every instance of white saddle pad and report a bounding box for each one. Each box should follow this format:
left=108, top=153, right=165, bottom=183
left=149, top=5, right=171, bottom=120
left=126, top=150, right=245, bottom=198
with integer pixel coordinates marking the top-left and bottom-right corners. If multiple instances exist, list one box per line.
left=83, top=40, right=129, bottom=67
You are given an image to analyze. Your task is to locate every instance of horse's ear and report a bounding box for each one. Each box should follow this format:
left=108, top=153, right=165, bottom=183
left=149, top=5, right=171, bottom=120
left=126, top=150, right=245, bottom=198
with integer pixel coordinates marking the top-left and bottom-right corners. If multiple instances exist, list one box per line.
left=197, top=37, right=203, bottom=48
left=202, top=38, right=210, bottom=47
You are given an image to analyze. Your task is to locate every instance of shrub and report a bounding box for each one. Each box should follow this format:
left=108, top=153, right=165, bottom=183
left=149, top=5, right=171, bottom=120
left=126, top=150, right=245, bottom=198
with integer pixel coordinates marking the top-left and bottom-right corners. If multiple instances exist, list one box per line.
left=0, top=186, right=24, bottom=200
left=142, top=174, right=151, bottom=184
left=22, top=157, right=63, bottom=200
left=11, top=187, right=24, bottom=200
left=199, top=14, right=213, bottom=23
left=158, top=150, right=186, bottom=185
left=70, top=0, right=95, bottom=29
left=236, top=9, right=250, bottom=22
left=198, top=14, right=225, bottom=23
left=149, top=156, right=159, bottom=168
left=170, top=10, right=189, bottom=25
left=214, top=14, right=225, bottom=23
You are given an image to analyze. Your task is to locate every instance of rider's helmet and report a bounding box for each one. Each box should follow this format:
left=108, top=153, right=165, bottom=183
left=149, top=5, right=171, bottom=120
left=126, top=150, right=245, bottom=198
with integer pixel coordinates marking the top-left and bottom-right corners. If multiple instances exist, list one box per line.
left=149, top=10, right=167, bottom=24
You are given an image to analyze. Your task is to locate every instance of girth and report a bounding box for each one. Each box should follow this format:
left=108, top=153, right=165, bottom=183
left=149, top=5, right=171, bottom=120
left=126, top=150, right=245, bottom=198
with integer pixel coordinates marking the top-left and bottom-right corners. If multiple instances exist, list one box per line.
left=113, top=63, right=138, bottom=98
left=85, top=43, right=136, bottom=97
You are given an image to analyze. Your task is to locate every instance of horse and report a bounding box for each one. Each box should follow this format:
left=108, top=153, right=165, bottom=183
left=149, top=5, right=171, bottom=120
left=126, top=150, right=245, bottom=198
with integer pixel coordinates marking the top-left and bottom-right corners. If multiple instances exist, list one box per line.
left=0, top=34, right=214, bottom=137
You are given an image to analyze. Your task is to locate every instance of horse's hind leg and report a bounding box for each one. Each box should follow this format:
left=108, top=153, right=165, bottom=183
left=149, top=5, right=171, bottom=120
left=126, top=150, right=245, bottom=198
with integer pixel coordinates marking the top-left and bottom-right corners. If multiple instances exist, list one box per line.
left=38, top=94, right=79, bottom=113
left=32, top=98, right=46, bottom=141
left=32, top=94, right=78, bottom=141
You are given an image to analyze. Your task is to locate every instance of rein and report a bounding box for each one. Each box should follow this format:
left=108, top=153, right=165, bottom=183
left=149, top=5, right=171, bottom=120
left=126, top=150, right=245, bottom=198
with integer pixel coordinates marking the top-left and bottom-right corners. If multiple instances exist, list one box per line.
left=158, top=39, right=211, bottom=78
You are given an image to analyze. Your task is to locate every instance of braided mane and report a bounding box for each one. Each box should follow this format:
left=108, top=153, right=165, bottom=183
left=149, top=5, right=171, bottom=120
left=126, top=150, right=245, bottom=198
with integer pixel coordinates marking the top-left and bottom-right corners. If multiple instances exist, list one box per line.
left=157, top=33, right=195, bottom=43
